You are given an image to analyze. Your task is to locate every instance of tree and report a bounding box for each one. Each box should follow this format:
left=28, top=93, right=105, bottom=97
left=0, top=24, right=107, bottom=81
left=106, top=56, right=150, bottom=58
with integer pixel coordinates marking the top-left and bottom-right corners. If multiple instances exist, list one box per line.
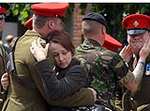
left=80, top=3, right=150, bottom=44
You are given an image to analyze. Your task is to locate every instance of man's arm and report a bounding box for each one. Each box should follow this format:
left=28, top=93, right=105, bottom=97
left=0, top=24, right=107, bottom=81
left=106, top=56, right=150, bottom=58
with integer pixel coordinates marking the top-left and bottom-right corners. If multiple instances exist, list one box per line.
left=121, top=32, right=150, bottom=93
left=34, top=59, right=88, bottom=100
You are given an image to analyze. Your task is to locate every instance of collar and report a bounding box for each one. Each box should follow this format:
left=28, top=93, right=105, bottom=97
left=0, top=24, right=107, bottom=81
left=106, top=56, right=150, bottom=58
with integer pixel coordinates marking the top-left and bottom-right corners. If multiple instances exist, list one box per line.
left=83, top=38, right=101, bottom=47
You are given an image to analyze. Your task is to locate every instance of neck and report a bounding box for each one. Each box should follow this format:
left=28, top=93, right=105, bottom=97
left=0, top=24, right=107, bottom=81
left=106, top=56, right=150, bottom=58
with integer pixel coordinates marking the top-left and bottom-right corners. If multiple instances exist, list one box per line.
left=86, top=34, right=104, bottom=46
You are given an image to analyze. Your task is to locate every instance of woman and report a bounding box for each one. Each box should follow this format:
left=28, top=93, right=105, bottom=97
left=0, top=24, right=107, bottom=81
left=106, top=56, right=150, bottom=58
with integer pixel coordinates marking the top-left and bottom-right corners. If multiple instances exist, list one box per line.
left=2, top=31, right=97, bottom=110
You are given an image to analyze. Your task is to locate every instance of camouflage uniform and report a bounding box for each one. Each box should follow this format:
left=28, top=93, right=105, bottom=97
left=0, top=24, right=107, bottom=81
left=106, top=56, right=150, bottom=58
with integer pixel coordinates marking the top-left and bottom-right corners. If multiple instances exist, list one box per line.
left=76, top=39, right=129, bottom=111
left=2, top=30, right=97, bottom=111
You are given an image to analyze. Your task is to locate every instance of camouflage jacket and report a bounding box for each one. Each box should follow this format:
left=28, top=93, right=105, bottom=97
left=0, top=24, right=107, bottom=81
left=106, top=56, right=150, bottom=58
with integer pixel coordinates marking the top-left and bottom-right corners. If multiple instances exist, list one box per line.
left=76, top=39, right=128, bottom=110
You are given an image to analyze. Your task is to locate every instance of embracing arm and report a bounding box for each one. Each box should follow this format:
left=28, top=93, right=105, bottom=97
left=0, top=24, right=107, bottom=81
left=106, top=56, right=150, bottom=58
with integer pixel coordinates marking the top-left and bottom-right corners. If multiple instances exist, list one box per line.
left=35, top=59, right=88, bottom=100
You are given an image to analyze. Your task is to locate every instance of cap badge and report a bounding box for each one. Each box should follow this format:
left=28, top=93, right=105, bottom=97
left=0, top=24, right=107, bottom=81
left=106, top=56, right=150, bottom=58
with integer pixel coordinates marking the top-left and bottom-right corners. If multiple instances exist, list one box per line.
left=133, top=20, right=139, bottom=27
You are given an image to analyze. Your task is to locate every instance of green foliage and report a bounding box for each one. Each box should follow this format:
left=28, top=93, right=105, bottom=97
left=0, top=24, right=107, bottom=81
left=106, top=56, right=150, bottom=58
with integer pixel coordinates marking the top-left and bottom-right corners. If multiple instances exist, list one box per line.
left=3, top=3, right=150, bottom=40
left=10, top=4, right=31, bottom=24
left=78, top=3, right=150, bottom=89
left=79, top=3, right=150, bottom=44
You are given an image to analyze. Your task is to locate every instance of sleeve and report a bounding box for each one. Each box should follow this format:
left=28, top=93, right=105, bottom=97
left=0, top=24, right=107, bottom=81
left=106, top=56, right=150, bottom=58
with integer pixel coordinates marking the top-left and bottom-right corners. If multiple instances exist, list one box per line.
left=35, top=59, right=88, bottom=100
left=110, top=54, right=130, bottom=80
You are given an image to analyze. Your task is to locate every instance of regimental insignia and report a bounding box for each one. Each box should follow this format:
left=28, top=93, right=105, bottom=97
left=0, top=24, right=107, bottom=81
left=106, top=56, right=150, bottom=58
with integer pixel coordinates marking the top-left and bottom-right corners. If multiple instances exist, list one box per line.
left=145, top=63, right=150, bottom=76
left=133, top=20, right=139, bottom=27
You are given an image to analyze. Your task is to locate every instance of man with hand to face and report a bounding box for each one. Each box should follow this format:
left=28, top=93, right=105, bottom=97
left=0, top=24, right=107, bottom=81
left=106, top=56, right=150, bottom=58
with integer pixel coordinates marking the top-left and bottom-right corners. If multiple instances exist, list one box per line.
left=120, top=13, right=150, bottom=111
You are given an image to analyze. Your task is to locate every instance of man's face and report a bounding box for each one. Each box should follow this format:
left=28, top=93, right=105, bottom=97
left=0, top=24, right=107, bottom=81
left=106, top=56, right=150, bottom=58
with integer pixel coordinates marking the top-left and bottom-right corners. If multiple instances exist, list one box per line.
left=0, top=15, right=5, bottom=31
left=127, top=32, right=148, bottom=55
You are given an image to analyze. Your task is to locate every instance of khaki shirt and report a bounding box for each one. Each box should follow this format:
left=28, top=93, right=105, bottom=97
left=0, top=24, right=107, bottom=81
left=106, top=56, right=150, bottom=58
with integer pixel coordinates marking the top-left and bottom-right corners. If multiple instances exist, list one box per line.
left=2, top=30, right=49, bottom=111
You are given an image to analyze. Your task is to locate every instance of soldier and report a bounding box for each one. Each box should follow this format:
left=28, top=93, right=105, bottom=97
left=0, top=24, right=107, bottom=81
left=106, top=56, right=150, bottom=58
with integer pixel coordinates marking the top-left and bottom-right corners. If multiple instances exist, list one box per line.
left=120, top=13, right=150, bottom=111
left=0, top=5, right=7, bottom=76
left=75, top=12, right=147, bottom=111
left=2, top=3, right=69, bottom=111
left=2, top=3, right=100, bottom=111
left=0, top=6, right=8, bottom=110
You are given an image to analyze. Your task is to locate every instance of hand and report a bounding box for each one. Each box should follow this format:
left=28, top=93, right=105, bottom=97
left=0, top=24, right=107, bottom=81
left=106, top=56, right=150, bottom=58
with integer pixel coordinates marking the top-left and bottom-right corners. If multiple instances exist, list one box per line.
left=1, top=72, right=9, bottom=90
left=139, top=32, right=150, bottom=61
left=30, top=38, right=49, bottom=62
left=119, top=45, right=133, bottom=63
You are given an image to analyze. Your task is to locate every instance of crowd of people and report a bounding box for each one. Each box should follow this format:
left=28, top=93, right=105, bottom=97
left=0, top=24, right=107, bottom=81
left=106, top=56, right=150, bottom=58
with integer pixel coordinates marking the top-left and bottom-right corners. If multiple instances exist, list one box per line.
left=0, top=3, right=150, bottom=111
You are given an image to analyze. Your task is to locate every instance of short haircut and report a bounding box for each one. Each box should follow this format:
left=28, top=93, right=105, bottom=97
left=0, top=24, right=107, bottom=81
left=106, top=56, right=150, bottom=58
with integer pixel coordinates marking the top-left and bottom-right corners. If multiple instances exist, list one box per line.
left=47, top=31, right=75, bottom=55
left=82, top=20, right=104, bottom=35
left=34, top=15, right=58, bottom=29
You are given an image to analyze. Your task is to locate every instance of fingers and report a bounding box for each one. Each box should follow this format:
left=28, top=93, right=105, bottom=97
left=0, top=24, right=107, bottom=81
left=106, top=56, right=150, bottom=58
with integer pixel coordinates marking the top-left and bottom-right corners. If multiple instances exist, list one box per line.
left=37, top=38, right=42, bottom=48
left=143, top=31, right=150, bottom=42
left=45, top=43, right=49, bottom=52
left=120, top=45, right=132, bottom=55
left=30, top=40, right=36, bottom=54
left=37, top=38, right=46, bottom=48
left=1, top=73, right=9, bottom=90
left=143, top=33, right=150, bottom=48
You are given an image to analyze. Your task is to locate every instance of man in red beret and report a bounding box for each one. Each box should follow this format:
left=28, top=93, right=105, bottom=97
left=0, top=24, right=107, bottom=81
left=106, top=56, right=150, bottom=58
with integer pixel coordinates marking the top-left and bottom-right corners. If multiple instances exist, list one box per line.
left=2, top=3, right=98, bottom=111
left=2, top=3, right=70, bottom=111
left=120, top=13, right=150, bottom=111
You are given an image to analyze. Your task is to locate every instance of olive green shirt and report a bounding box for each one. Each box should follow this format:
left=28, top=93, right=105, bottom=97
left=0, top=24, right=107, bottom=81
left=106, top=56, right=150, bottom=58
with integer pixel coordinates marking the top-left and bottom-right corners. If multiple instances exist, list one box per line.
left=2, top=30, right=49, bottom=111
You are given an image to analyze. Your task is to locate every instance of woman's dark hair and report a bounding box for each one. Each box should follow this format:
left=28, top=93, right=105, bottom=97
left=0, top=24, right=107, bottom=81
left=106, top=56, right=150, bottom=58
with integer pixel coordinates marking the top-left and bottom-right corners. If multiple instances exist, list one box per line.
left=47, top=31, right=75, bottom=55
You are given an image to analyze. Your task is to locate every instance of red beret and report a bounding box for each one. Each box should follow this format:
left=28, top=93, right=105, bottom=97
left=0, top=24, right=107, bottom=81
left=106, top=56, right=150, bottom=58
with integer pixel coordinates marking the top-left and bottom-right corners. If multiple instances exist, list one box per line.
left=103, top=34, right=123, bottom=52
left=24, top=17, right=33, bottom=29
left=0, top=6, right=6, bottom=14
left=122, top=14, right=150, bottom=30
left=31, top=3, right=69, bottom=17
left=122, top=14, right=150, bottom=36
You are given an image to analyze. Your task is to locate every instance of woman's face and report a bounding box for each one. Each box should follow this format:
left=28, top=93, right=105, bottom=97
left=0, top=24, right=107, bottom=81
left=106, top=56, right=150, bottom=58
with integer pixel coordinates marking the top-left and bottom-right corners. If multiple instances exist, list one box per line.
left=49, top=42, right=72, bottom=69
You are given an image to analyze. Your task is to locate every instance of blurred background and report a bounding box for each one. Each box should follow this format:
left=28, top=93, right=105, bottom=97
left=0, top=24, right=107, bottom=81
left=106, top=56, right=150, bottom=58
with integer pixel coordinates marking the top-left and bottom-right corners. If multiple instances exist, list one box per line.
left=0, top=3, right=150, bottom=47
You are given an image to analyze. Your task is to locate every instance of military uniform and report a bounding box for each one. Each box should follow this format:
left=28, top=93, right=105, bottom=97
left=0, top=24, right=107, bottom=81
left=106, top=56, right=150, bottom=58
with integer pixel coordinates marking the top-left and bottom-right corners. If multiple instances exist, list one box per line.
left=0, top=44, right=8, bottom=110
left=2, top=3, right=96, bottom=111
left=0, top=6, right=8, bottom=110
left=122, top=14, right=150, bottom=111
left=2, top=30, right=50, bottom=111
left=131, top=56, right=150, bottom=111
left=76, top=39, right=128, bottom=111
